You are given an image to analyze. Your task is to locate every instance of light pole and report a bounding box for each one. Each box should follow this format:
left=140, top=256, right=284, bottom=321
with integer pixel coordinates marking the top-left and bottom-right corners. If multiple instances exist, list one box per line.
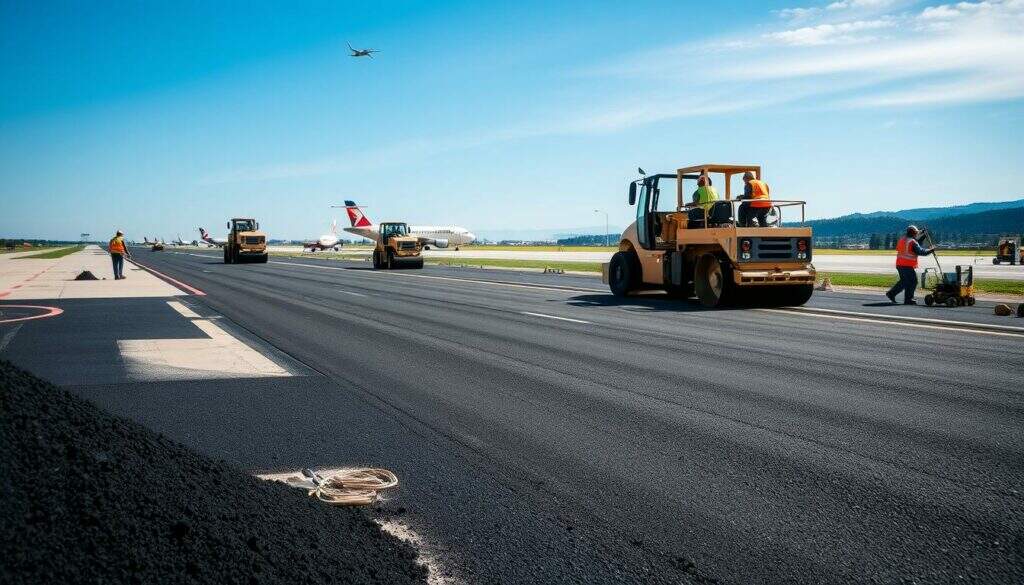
left=593, top=210, right=609, bottom=247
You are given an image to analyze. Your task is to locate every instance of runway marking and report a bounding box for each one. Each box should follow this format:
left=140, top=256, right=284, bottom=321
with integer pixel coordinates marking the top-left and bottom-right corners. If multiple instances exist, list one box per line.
left=758, top=308, right=1024, bottom=338
left=115, top=301, right=291, bottom=381
left=520, top=311, right=590, bottom=324
left=0, top=324, right=23, bottom=351
left=778, top=305, right=1024, bottom=334
left=167, top=300, right=201, bottom=318
left=128, top=259, right=207, bottom=295
left=0, top=304, right=64, bottom=324
left=337, top=289, right=368, bottom=297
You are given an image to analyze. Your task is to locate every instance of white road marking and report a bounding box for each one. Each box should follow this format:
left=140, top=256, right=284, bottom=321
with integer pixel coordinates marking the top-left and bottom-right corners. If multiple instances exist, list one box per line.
left=115, top=301, right=291, bottom=381
left=520, top=311, right=590, bottom=324
left=167, top=300, right=201, bottom=318
left=757, top=308, right=1024, bottom=338
left=775, top=305, right=1024, bottom=334
left=337, top=289, right=368, bottom=297
left=0, top=323, right=23, bottom=351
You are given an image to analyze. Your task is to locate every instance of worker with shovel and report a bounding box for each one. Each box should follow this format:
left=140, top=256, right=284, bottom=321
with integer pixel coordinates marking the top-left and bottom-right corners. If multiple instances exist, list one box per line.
left=107, top=230, right=131, bottom=280
left=886, top=225, right=935, bottom=305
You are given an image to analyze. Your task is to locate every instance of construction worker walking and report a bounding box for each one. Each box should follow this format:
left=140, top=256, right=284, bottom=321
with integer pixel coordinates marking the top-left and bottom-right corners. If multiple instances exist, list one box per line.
left=886, top=225, right=935, bottom=305
left=108, top=230, right=131, bottom=280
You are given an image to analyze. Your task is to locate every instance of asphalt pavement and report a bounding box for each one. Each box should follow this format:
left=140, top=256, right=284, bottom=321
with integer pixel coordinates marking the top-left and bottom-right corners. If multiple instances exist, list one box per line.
left=3, top=247, right=1022, bottom=584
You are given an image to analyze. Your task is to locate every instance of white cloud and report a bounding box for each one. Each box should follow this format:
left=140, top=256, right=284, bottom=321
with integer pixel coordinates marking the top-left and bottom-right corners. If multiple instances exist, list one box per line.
left=827, top=0, right=895, bottom=10
left=764, top=19, right=895, bottom=45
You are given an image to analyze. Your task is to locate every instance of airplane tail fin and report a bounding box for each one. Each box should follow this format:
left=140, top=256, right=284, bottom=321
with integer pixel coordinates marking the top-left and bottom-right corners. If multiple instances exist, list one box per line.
left=343, top=201, right=372, bottom=228
left=331, top=219, right=337, bottom=234
left=198, top=227, right=208, bottom=239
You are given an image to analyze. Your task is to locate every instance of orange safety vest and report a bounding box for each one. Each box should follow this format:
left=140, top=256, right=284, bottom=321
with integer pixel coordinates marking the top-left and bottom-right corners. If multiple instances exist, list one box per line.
left=748, top=179, right=771, bottom=208
left=108, top=237, right=126, bottom=254
left=895, top=236, right=918, bottom=268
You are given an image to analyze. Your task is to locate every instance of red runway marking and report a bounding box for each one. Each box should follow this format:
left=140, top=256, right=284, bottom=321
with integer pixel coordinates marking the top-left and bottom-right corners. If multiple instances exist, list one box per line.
left=127, top=259, right=207, bottom=296
left=0, top=305, right=64, bottom=324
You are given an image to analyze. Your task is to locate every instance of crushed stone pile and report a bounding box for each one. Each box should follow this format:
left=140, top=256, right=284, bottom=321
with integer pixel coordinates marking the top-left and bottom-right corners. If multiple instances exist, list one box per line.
left=0, top=359, right=427, bottom=585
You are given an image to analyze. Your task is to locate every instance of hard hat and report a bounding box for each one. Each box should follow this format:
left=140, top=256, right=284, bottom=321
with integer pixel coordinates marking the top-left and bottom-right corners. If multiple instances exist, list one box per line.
left=906, top=225, right=919, bottom=235
left=743, top=171, right=756, bottom=180
left=116, top=230, right=123, bottom=236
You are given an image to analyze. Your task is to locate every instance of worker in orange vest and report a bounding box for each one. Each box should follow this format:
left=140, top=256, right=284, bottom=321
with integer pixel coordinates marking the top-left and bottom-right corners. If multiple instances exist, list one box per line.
left=737, top=171, right=772, bottom=227
left=107, top=230, right=132, bottom=280
left=886, top=225, right=935, bottom=305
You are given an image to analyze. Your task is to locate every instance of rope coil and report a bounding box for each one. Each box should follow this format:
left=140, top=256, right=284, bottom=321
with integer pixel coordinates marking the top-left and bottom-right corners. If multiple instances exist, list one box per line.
left=304, top=468, right=399, bottom=506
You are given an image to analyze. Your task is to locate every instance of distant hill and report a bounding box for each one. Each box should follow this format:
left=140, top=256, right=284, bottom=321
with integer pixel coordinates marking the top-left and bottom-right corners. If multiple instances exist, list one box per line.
left=848, top=198, right=1024, bottom=221
left=801, top=207, right=1024, bottom=238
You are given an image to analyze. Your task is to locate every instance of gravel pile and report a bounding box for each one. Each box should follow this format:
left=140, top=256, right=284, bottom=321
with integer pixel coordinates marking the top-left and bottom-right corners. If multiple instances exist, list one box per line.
left=0, top=359, right=428, bottom=585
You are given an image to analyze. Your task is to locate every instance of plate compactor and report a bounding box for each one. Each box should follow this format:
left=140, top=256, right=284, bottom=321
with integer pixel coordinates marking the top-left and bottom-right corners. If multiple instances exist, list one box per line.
left=918, top=230, right=975, bottom=307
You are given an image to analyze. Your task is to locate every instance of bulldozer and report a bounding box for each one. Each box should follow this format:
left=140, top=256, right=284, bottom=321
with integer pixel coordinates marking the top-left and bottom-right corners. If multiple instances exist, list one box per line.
left=371, top=222, right=424, bottom=269
left=223, top=218, right=268, bottom=264
left=603, top=164, right=815, bottom=307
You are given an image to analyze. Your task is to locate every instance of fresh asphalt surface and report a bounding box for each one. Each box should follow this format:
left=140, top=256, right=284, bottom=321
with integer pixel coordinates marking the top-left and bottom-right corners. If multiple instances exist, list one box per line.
left=3, top=247, right=1023, bottom=584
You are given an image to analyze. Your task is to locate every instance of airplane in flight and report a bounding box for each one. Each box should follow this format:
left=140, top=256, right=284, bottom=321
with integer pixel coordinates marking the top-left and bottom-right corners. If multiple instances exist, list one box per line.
left=302, top=220, right=345, bottom=252
left=347, top=42, right=379, bottom=58
left=337, top=201, right=476, bottom=250
left=198, top=227, right=227, bottom=248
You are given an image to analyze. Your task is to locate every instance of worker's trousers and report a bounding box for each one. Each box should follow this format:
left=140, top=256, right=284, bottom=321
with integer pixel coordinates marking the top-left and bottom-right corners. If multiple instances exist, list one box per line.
left=111, top=253, right=124, bottom=279
left=887, top=266, right=917, bottom=303
left=738, top=203, right=769, bottom=227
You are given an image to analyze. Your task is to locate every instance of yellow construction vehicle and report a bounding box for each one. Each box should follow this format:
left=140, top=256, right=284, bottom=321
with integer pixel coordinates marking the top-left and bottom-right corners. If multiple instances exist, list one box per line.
left=602, top=164, right=815, bottom=307
left=223, top=218, right=268, bottom=264
left=371, top=222, right=424, bottom=269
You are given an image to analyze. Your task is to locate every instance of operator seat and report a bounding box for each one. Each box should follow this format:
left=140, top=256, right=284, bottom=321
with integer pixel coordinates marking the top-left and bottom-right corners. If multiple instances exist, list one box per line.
left=687, top=201, right=734, bottom=228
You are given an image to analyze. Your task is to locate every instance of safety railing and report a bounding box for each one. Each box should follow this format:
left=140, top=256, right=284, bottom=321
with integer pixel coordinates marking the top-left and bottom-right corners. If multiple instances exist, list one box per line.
left=680, top=199, right=807, bottom=227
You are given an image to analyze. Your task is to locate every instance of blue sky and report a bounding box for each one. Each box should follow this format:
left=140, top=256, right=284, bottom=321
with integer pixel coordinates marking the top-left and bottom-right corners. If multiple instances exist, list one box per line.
left=2, top=0, right=1023, bottom=240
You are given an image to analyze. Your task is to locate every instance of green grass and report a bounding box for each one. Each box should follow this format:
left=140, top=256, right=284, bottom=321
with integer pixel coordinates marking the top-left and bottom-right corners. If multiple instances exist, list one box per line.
left=13, top=245, right=84, bottom=259
left=426, top=257, right=603, bottom=272
left=815, top=248, right=996, bottom=256
left=819, top=271, right=1023, bottom=296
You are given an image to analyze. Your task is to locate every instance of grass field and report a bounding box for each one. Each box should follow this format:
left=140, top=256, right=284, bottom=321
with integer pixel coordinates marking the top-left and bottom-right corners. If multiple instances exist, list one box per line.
left=13, top=245, right=84, bottom=259
left=815, top=248, right=996, bottom=256
left=819, top=272, right=1022, bottom=296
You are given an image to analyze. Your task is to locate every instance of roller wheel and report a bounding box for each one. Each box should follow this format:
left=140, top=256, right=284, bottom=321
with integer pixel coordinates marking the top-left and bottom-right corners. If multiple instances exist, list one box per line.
left=967, top=296, right=975, bottom=306
left=257, top=254, right=268, bottom=264
left=992, top=258, right=999, bottom=265
left=223, top=247, right=230, bottom=263
left=945, top=297, right=957, bottom=308
left=1017, top=303, right=1024, bottom=318
left=695, top=254, right=734, bottom=308
left=410, top=256, right=424, bottom=269
left=925, top=294, right=934, bottom=306
left=774, top=284, right=814, bottom=307
left=609, top=251, right=640, bottom=297
left=372, top=250, right=381, bottom=269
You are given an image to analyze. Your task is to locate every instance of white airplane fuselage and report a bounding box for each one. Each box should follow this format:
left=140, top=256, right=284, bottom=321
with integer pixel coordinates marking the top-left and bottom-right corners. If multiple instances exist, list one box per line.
left=344, top=225, right=476, bottom=247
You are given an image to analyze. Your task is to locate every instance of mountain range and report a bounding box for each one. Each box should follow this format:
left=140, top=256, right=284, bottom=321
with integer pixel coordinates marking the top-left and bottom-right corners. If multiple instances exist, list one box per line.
left=795, top=198, right=1024, bottom=238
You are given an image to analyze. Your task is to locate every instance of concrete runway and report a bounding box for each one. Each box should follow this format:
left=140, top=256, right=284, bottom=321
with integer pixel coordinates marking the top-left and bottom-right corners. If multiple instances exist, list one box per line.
left=3, top=247, right=1023, bottom=584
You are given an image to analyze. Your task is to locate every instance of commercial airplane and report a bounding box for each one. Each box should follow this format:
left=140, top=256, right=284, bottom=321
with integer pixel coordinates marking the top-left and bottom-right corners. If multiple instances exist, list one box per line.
left=142, top=236, right=164, bottom=245
left=170, top=234, right=188, bottom=246
left=347, top=42, right=379, bottom=58
left=198, top=227, right=227, bottom=248
left=337, top=201, right=476, bottom=250
left=303, top=220, right=345, bottom=252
